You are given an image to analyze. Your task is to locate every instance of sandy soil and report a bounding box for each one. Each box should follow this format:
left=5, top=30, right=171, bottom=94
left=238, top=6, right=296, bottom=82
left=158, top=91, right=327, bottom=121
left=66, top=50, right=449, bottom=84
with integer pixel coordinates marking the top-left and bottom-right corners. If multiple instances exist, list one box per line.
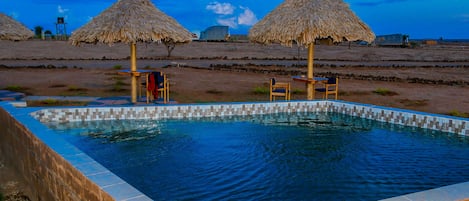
left=0, top=40, right=468, bottom=200
left=1, top=40, right=468, bottom=114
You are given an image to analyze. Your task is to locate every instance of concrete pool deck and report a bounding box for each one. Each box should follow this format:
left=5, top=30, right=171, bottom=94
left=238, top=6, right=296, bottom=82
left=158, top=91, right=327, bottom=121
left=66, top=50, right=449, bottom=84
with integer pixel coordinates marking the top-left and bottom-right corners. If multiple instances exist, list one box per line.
left=1, top=92, right=469, bottom=200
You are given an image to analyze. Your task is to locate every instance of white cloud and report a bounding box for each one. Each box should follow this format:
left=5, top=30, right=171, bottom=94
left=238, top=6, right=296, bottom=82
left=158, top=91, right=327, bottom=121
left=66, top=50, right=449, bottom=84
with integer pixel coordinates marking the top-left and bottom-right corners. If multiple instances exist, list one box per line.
left=217, top=17, right=237, bottom=28
left=7, top=12, right=19, bottom=19
left=237, top=7, right=258, bottom=26
left=57, top=5, right=69, bottom=14
left=206, top=2, right=235, bottom=15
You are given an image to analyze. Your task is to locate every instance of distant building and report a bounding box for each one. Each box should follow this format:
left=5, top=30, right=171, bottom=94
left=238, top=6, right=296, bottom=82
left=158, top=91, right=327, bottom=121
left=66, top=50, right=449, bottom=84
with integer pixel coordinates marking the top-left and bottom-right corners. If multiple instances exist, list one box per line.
left=229, top=34, right=249, bottom=42
left=422, top=40, right=438, bottom=45
left=199, top=26, right=229, bottom=41
left=374, top=34, right=409, bottom=47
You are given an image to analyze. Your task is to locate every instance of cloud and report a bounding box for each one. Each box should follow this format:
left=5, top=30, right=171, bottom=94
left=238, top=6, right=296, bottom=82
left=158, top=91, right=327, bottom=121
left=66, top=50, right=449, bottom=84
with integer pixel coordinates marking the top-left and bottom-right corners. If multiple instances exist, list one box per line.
left=237, top=7, right=258, bottom=26
left=206, top=2, right=235, bottom=15
left=57, top=5, right=69, bottom=14
left=7, top=12, right=19, bottom=20
left=217, top=17, right=237, bottom=28
left=353, top=0, right=408, bottom=6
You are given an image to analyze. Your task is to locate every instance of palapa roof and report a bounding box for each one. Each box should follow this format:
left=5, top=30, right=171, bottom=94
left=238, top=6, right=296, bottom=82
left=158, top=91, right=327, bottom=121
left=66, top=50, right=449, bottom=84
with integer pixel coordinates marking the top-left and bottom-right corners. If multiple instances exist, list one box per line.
left=0, top=13, right=34, bottom=41
left=70, top=0, right=193, bottom=46
left=248, top=0, right=375, bottom=47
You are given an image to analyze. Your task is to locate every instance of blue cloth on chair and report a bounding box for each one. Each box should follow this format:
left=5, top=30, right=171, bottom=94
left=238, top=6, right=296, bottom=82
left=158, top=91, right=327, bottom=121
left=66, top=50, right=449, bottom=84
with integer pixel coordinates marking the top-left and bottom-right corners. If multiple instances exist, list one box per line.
left=315, top=88, right=327, bottom=92
left=156, top=72, right=164, bottom=87
left=327, top=77, right=337, bottom=84
left=273, top=88, right=287, bottom=93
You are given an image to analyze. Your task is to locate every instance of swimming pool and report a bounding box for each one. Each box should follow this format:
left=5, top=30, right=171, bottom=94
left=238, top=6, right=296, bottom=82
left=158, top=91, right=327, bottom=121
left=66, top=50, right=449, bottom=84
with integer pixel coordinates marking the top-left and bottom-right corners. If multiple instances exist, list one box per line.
left=46, top=112, right=469, bottom=200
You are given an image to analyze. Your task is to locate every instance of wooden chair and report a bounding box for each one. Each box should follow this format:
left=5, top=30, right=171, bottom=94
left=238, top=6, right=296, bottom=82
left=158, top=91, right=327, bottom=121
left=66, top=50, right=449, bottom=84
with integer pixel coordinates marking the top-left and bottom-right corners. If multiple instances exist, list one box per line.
left=315, top=77, right=339, bottom=100
left=270, top=78, right=291, bottom=101
left=146, top=72, right=170, bottom=103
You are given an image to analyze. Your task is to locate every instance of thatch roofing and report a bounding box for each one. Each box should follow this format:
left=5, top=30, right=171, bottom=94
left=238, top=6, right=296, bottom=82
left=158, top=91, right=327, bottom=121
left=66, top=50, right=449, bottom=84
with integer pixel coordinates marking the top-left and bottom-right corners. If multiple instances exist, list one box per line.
left=70, top=0, right=193, bottom=46
left=0, top=13, right=34, bottom=41
left=248, top=0, right=375, bottom=47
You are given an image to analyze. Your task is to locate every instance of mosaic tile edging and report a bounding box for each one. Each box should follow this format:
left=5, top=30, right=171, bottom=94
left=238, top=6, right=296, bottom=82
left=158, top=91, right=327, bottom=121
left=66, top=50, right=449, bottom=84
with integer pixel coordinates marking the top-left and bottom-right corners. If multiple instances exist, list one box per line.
left=329, top=101, right=468, bottom=135
left=30, top=100, right=468, bottom=135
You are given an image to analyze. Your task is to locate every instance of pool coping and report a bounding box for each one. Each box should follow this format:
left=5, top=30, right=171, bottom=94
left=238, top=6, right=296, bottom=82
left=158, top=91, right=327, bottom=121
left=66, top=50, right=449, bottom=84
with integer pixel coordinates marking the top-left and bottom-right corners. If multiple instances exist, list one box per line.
left=1, top=100, right=469, bottom=200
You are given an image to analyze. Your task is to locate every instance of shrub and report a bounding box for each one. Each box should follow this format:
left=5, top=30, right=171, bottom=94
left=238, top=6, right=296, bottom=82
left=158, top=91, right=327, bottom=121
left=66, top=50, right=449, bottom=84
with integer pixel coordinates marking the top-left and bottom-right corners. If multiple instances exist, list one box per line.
left=67, top=85, right=88, bottom=92
left=448, top=110, right=469, bottom=118
left=113, top=65, right=123, bottom=70
left=48, top=84, right=66, bottom=88
left=253, top=86, right=269, bottom=95
left=3, top=85, right=26, bottom=92
left=206, top=89, right=223, bottom=94
left=115, top=80, right=127, bottom=86
left=399, top=99, right=428, bottom=107
left=292, top=88, right=304, bottom=94
left=373, top=88, right=399, bottom=96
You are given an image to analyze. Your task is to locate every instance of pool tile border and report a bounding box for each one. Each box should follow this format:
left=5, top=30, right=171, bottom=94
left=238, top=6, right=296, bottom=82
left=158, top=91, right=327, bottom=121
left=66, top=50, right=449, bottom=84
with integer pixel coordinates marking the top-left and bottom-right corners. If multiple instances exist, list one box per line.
left=31, top=100, right=468, bottom=135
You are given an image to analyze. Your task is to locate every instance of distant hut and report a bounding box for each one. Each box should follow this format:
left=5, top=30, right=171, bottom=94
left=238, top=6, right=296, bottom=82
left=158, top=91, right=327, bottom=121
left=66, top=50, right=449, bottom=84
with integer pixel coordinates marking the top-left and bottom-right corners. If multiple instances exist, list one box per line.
left=0, top=13, right=34, bottom=41
left=199, top=26, right=229, bottom=41
left=249, top=0, right=374, bottom=100
left=70, top=0, right=192, bottom=103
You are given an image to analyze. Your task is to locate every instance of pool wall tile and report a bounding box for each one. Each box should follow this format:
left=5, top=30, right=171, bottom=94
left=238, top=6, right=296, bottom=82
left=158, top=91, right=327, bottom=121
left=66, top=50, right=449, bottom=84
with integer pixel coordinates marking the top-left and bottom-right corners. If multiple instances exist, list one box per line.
left=0, top=102, right=151, bottom=201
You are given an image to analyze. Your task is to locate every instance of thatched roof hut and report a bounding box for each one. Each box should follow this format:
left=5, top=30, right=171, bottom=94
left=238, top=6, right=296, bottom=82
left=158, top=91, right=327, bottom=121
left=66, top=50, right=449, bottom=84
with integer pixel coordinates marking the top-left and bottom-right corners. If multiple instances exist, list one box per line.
left=0, top=13, right=34, bottom=41
left=69, top=0, right=193, bottom=45
left=69, top=0, right=192, bottom=103
left=248, top=0, right=375, bottom=47
left=249, top=0, right=374, bottom=100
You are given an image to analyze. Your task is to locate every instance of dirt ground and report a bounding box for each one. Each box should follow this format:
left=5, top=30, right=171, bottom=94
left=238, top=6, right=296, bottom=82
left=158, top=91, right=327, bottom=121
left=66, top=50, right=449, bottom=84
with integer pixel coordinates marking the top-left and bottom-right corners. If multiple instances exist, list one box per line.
left=0, top=40, right=468, bottom=200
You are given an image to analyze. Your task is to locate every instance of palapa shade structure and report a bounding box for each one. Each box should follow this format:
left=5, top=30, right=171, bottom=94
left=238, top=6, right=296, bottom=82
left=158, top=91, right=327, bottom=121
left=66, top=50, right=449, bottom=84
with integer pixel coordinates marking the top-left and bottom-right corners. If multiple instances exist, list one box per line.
left=0, top=13, right=34, bottom=41
left=249, top=0, right=375, bottom=100
left=70, top=0, right=193, bottom=103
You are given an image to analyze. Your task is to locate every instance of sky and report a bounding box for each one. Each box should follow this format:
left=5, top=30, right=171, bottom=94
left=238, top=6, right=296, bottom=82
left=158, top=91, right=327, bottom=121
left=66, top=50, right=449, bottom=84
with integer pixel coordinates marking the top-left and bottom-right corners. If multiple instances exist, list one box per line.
left=1, top=0, right=468, bottom=39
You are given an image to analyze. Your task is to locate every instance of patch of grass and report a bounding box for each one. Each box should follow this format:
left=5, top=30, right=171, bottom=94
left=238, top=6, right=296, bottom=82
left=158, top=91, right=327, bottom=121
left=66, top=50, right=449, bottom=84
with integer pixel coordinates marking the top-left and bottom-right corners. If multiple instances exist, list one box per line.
left=48, top=84, right=66, bottom=88
left=109, top=76, right=126, bottom=81
left=67, top=85, right=88, bottom=92
left=115, top=80, right=128, bottom=86
left=113, top=65, right=123, bottom=70
left=399, top=99, right=428, bottom=107
left=292, top=88, right=305, bottom=94
left=108, top=80, right=129, bottom=92
left=3, top=85, right=29, bottom=92
left=27, top=99, right=88, bottom=107
left=340, top=90, right=371, bottom=96
left=253, top=86, right=269, bottom=95
left=447, top=110, right=469, bottom=118
left=110, top=85, right=127, bottom=92
left=206, top=89, right=223, bottom=94
left=373, top=88, right=399, bottom=96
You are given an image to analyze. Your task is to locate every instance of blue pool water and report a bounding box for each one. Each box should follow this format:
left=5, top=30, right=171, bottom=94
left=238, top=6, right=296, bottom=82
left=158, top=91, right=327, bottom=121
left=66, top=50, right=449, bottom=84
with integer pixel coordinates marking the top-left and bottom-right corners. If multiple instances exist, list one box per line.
left=47, top=112, right=469, bottom=200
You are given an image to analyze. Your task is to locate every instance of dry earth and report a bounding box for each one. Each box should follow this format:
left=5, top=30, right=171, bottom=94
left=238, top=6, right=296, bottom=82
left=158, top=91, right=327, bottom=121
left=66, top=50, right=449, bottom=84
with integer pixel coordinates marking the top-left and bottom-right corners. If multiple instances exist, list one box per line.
left=0, top=40, right=468, bottom=200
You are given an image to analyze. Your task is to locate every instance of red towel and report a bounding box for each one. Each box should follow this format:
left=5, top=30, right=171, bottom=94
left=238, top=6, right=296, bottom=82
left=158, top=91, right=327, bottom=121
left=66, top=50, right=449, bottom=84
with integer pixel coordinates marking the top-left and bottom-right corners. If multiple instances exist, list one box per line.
left=147, top=73, right=159, bottom=99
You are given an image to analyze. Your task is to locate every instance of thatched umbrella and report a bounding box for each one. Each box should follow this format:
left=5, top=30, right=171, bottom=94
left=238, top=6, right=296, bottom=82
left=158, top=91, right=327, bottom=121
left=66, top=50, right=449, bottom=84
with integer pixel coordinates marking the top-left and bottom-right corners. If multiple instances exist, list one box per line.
left=0, top=13, right=34, bottom=41
left=70, top=0, right=192, bottom=103
left=249, top=0, right=375, bottom=100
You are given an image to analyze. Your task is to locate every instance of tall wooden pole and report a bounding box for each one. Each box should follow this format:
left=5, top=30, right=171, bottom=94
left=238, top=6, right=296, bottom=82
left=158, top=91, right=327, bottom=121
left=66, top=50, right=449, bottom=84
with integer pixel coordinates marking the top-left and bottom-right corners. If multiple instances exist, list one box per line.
left=307, top=43, right=314, bottom=100
left=131, top=43, right=137, bottom=103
